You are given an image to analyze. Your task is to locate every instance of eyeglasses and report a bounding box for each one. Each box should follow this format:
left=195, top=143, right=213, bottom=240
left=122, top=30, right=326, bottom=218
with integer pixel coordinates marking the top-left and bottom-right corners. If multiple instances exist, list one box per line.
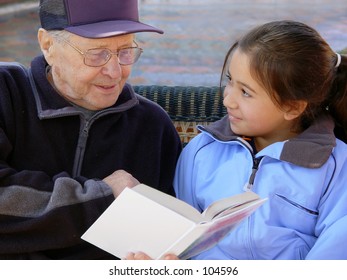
left=58, top=37, right=143, bottom=67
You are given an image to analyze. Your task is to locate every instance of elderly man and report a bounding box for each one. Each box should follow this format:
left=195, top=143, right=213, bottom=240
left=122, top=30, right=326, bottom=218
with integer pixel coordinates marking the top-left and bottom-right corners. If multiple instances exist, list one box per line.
left=0, top=0, right=181, bottom=259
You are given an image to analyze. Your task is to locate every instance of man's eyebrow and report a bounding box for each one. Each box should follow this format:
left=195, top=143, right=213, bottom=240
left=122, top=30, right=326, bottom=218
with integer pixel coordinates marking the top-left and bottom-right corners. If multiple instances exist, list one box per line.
left=86, top=41, right=133, bottom=49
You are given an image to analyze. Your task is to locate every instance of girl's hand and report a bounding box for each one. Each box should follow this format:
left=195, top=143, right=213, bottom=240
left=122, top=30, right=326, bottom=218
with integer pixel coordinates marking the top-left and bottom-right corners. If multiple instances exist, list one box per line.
left=125, top=252, right=179, bottom=260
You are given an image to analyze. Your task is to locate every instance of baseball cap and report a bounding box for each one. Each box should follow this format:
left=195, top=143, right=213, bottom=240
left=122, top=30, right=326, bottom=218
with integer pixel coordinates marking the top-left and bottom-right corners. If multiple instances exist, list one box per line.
left=39, top=0, right=163, bottom=38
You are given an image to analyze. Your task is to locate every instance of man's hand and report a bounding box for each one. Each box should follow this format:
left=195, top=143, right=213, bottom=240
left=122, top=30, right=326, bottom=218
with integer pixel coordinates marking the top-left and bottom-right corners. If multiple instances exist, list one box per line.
left=103, top=169, right=140, bottom=197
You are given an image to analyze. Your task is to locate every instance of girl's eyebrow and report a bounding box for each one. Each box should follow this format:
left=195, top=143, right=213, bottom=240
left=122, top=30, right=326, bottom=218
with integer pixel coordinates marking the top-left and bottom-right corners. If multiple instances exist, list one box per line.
left=238, top=81, right=256, bottom=93
left=228, top=72, right=257, bottom=93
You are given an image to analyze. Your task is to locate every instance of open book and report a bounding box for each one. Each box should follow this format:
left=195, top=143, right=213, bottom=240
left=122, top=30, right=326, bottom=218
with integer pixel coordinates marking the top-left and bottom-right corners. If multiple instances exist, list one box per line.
left=81, top=184, right=267, bottom=260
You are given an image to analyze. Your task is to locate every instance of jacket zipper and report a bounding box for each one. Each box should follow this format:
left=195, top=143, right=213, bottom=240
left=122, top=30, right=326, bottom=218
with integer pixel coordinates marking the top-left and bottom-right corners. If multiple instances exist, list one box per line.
left=72, top=119, right=90, bottom=177
left=239, top=136, right=263, bottom=191
left=237, top=138, right=263, bottom=259
left=244, top=157, right=263, bottom=190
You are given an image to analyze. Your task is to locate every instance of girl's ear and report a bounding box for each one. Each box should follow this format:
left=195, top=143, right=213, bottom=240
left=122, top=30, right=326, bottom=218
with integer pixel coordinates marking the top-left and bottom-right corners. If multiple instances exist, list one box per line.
left=283, top=100, right=308, bottom=121
left=37, top=28, right=54, bottom=65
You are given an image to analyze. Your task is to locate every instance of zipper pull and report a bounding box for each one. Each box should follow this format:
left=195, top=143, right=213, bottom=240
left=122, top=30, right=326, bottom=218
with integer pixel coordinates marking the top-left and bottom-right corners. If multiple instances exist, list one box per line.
left=243, top=182, right=253, bottom=192
left=243, top=157, right=262, bottom=191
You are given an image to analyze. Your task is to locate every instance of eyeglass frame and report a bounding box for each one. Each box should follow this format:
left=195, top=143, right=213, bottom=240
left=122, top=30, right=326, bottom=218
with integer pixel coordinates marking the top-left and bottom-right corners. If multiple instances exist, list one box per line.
left=56, top=36, right=143, bottom=67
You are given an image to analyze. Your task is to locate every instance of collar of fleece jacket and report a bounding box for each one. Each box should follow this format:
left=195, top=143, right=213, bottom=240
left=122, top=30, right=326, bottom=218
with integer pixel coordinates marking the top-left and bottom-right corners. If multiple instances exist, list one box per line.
left=199, top=114, right=336, bottom=169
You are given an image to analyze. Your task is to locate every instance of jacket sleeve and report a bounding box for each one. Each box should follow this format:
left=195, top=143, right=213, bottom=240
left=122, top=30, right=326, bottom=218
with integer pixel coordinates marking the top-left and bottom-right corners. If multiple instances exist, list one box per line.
left=306, top=144, right=347, bottom=259
left=0, top=173, right=114, bottom=255
left=174, top=134, right=203, bottom=211
left=0, top=125, right=114, bottom=255
left=174, top=134, right=232, bottom=260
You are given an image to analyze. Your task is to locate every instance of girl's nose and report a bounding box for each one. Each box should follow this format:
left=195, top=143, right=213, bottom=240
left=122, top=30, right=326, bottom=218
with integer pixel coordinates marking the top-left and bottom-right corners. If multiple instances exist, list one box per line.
left=223, top=86, right=238, bottom=109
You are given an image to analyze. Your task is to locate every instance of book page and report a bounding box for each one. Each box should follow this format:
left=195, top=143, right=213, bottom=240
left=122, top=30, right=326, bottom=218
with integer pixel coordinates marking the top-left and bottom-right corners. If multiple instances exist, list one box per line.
left=81, top=187, right=196, bottom=259
left=178, top=198, right=267, bottom=259
left=202, top=191, right=261, bottom=220
left=133, top=184, right=203, bottom=222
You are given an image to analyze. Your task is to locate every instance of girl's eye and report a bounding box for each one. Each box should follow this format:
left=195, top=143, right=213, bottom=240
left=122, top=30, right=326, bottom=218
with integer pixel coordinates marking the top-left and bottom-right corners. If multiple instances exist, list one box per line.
left=242, top=89, right=251, bottom=97
left=225, top=74, right=233, bottom=86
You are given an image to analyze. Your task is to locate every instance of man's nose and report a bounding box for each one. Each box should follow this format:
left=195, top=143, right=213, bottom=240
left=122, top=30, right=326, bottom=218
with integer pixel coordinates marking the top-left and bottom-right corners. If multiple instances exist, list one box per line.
left=101, top=55, right=122, bottom=78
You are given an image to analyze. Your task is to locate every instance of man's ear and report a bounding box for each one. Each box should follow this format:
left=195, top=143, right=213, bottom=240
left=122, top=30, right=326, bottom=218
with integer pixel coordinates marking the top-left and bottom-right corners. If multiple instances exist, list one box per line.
left=37, top=28, right=54, bottom=65
left=283, top=100, right=308, bottom=121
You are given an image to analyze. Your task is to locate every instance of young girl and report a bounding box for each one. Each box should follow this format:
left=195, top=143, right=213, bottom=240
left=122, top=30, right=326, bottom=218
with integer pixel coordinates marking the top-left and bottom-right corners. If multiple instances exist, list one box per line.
left=126, top=20, right=347, bottom=260
left=174, top=20, right=347, bottom=260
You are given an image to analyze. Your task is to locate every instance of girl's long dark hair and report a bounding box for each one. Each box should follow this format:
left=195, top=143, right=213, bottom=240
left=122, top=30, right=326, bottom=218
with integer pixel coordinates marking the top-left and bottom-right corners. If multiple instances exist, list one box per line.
left=220, top=20, right=347, bottom=142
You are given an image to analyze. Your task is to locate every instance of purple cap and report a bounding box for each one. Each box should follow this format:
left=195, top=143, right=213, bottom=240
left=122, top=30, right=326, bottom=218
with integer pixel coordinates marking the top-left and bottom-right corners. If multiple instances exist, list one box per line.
left=39, top=0, right=163, bottom=38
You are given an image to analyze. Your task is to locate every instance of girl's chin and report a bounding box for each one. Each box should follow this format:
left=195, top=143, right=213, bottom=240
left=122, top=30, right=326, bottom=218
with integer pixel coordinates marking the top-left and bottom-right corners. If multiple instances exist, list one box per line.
left=229, top=123, right=246, bottom=136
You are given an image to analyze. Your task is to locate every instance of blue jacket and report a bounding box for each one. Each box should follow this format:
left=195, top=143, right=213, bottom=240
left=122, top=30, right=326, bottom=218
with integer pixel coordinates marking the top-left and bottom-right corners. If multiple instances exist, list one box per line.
left=174, top=115, right=347, bottom=259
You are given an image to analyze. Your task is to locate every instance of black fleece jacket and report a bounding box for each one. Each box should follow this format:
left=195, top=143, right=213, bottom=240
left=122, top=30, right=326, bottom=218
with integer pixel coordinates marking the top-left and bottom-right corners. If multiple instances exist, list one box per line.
left=0, top=56, right=182, bottom=259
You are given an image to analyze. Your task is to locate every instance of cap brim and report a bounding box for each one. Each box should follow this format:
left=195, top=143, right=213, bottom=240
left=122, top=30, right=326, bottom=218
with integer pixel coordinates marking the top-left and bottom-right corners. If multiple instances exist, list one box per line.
left=65, top=20, right=163, bottom=38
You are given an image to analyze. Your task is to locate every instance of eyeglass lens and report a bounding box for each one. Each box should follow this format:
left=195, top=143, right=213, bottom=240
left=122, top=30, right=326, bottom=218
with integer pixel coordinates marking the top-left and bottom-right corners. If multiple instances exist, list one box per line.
left=84, top=48, right=142, bottom=66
